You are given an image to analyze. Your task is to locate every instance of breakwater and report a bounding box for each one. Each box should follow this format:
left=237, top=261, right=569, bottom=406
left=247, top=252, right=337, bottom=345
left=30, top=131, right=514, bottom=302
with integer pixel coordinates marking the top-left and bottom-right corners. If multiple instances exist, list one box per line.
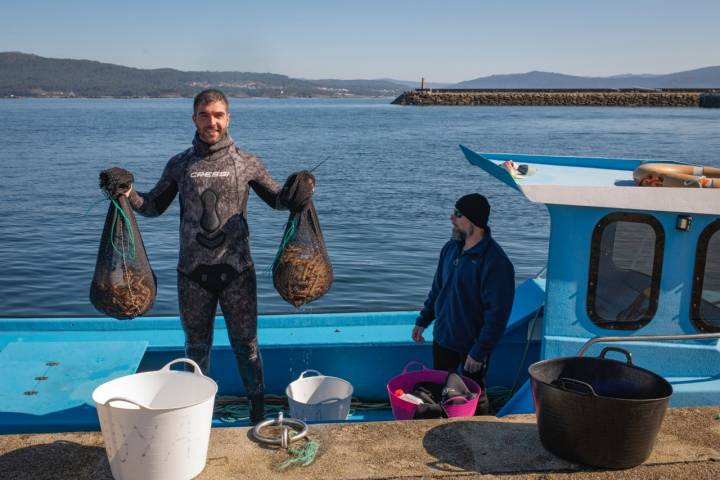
left=392, top=89, right=720, bottom=107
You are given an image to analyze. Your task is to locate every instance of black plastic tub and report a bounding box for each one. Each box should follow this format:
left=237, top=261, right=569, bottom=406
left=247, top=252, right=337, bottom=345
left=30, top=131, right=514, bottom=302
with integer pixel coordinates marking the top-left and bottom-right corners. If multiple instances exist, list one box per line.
left=529, top=347, right=673, bottom=469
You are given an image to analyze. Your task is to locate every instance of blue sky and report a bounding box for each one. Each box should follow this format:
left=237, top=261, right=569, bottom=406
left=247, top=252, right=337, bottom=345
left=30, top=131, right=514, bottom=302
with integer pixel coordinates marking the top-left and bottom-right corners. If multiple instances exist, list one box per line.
left=2, top=0, right=719, bottom=82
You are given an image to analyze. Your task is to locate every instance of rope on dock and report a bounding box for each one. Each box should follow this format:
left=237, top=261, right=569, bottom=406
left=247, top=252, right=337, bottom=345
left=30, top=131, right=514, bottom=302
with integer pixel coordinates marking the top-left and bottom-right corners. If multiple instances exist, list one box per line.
left=277, top=438, right=320, bottom=470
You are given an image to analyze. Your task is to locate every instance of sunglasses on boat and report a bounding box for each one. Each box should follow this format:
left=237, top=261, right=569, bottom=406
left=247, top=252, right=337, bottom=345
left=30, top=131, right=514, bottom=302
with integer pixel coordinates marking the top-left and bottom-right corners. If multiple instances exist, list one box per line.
left=452, top=209, right=464, bottom=218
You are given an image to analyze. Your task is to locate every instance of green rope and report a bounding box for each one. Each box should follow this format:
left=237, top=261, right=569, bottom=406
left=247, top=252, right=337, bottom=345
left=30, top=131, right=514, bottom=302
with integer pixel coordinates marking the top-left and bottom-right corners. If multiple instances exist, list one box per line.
left=270, top=214, right=299, bottom=273
left=486, top=386, right=514, bottom=413
left=347, top=398, right=390, bottom=417
left=109, top=197, right=137, bottom=260
left=213, top=394, right=287, bottom=423
left=213, top=402, right=287, bottom=423
left=277, top=438, right=320, bottom=470
left=350, top=399, right=390, bottom=410
left=213, top=395, right=390, bottom=423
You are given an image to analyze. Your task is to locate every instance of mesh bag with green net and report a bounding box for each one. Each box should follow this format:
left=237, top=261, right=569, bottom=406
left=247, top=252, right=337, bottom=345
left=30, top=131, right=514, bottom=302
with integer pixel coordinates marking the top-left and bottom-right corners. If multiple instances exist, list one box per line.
left=90, top=167, right=156, bottom=319
left=272, top=171, right=333, bottom=307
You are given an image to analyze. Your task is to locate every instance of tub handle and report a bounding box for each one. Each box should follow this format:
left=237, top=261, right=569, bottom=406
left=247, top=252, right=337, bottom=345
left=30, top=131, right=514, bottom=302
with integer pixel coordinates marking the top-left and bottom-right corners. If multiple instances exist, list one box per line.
left=298, top=369, right=323, bottom=379
left=599, top=347, right=633, bottom=366
left=557, top=378, right=597, bottom=397
left=318, top=397, right=343, bottom=405
left=402, top=361, right=429, bottom=374
left=104, top=396, right=152, bottom=410
left=161, top=358, right=205, bottom=376
left=442, top=395, right=470, bottom=406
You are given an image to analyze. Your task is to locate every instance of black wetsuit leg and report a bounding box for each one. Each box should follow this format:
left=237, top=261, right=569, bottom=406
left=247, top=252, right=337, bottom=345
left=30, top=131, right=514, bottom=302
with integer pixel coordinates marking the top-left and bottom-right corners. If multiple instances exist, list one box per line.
left=178, top=274, right=218, bottom=375
left=433, top=342, right=490, bottom=415
left=218, top=265, right=264, bottom=397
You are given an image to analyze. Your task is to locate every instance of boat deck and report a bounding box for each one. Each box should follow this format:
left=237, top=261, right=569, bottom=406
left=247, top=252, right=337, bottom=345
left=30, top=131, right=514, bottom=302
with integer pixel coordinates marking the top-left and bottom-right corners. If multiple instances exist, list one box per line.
left=460, top=146, right=720, bottom=215
left=1, top=407, right=718, bottom=479
left=0, top=278, right=547, bottom=433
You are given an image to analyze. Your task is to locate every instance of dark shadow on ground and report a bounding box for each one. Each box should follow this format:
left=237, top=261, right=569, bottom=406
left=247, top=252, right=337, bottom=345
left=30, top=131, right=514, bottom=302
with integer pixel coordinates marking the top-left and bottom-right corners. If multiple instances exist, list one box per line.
left=423, top=420, right=577, bottom=475
left=0, top=440, right=112, bottom=480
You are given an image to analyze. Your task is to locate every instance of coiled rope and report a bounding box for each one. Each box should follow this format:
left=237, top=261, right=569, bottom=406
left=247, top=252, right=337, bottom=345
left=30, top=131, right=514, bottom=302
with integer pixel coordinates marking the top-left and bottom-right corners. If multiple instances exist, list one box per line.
left=213, top=395, right=390, bottom=423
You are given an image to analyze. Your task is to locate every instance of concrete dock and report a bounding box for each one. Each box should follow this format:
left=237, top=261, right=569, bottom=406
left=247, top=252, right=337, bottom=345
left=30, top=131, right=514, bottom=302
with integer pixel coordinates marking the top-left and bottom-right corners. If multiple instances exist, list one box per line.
left=1, top=407, right=718, bottom=479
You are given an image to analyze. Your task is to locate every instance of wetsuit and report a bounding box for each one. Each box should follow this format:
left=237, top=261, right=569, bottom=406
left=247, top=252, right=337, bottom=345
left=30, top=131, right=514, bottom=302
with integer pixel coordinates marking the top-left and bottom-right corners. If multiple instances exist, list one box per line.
left=128, top=133, right=285, bottom=412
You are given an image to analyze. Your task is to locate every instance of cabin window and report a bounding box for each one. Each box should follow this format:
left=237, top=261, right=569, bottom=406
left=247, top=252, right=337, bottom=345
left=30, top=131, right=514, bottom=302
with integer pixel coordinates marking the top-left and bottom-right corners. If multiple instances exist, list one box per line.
left=692, top=220, right=720, bottom=332
left=587, top=213, right=664, bottom=329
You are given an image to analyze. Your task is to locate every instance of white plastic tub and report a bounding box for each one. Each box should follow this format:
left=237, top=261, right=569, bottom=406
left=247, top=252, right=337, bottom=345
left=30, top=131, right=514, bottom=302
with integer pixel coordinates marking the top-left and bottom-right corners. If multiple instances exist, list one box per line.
left=285, top=369, right=353, bottom=421
left=92, top=358, right=218, bottom=480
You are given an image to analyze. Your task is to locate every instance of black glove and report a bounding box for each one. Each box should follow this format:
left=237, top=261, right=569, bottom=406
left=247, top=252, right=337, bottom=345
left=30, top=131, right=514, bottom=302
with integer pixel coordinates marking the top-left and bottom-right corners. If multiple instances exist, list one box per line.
left=99, top=167, right=134, bottom=199
left=279, top=170, right=315, bottom=212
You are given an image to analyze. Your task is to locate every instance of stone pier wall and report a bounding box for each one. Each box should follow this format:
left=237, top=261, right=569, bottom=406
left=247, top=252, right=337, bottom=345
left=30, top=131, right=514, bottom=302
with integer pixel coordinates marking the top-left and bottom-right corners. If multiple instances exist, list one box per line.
left=392, top=90, right=718, bottom=107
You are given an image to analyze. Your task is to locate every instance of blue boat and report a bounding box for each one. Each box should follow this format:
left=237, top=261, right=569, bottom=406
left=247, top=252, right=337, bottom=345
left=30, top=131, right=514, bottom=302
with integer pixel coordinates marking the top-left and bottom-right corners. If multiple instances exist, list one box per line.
left=2, top=145, right=719, bottom=434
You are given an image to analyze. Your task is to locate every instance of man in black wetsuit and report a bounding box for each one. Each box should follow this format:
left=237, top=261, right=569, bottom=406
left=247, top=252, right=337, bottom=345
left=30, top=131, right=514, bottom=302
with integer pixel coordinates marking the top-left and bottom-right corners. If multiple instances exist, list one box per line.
left=122, top=89, right=309, bottom=423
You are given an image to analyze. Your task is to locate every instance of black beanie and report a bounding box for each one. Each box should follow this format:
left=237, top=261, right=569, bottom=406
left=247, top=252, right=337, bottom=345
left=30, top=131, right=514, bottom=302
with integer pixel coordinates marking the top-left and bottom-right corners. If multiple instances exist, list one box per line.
left=455, top=193, right=490, bottom=228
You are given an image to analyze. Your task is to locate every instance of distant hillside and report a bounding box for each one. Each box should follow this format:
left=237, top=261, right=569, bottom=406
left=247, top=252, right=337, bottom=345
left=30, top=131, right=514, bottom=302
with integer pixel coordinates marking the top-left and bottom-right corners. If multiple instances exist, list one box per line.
left=453, top=67, right=720, bottom=89
left=0, top=52, right=404, bottom=98
left=5, top=52, right=718, bottom=97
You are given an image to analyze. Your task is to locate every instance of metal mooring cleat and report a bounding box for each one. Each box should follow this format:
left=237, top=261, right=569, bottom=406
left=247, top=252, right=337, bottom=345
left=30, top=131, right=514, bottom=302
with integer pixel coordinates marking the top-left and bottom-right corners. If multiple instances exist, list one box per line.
left=251, top=412, right=309, bottom=449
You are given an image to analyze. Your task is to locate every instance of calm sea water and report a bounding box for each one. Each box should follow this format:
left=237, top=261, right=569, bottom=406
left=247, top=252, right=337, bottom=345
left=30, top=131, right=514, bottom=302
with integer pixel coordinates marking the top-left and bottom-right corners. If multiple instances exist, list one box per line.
left=1, top=98, right=719, bottom=317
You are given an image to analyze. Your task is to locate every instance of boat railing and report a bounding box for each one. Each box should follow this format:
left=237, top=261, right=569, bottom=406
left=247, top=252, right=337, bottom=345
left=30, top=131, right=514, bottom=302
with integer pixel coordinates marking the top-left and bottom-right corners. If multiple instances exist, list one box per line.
left=577, top=332, right=720, bottom=357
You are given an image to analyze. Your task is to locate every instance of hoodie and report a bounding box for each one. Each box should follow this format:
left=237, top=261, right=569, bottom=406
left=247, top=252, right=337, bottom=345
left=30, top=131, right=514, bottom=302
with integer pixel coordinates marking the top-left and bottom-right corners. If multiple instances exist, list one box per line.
left=416, top=228, right=515, bottom=361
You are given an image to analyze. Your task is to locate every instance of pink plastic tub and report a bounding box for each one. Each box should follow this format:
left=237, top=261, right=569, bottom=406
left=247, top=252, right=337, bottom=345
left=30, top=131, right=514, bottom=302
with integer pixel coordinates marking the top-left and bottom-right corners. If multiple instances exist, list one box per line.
left=386, top=361, right=481, bottom=420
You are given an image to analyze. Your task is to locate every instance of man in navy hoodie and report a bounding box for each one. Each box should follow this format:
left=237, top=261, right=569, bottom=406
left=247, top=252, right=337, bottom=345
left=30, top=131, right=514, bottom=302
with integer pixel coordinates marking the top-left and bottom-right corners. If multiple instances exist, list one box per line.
left=412, top=193, right=515, bottom=414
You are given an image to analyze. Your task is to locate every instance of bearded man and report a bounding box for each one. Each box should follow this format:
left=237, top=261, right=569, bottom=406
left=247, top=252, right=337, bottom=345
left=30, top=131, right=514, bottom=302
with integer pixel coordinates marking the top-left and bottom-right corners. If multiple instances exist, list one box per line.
left=121, top=89, right=311, bottom=423
left=411, top=193, right=515, bottom=415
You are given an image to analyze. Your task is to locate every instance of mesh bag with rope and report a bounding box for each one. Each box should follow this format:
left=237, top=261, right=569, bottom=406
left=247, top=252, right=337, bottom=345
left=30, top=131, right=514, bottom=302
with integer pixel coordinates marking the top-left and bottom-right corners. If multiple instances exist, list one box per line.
left=90, top=167, right=157, bottom=319
left=272, top=170, right=333, bottom=307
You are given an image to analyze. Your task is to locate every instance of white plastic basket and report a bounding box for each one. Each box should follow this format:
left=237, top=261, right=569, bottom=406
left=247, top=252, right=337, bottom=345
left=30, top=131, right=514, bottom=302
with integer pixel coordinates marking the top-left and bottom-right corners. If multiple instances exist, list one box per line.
left=285, top=369, right=353, bottom=421
left=92, top=358, right=218, bottom=480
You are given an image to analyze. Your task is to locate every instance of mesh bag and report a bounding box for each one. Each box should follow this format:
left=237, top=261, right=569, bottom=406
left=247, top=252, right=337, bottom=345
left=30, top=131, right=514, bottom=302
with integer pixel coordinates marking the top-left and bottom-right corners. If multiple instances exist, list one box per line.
left=90, top=168, right=156, bottom=319
left=272, top=172, right=333, bottom=307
